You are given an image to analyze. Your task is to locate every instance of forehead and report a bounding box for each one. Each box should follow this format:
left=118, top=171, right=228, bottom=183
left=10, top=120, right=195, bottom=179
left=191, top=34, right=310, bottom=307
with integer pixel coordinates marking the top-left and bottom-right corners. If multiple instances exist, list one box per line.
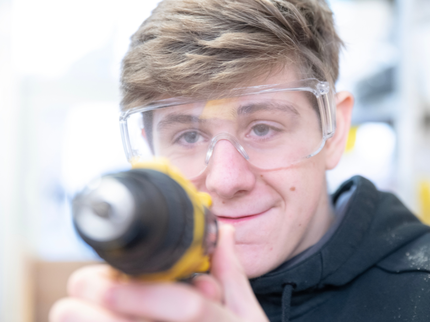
left=151, top=89, right=313, bottom=127
left=132, top=65, right=300, bottom=106
left=151, top=67, right=309, bottom=118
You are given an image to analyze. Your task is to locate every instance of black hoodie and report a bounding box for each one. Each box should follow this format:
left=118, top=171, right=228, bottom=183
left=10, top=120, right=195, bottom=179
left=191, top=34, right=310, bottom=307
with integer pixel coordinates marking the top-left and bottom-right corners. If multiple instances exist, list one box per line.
left=250, top=176, right=430, bottom=322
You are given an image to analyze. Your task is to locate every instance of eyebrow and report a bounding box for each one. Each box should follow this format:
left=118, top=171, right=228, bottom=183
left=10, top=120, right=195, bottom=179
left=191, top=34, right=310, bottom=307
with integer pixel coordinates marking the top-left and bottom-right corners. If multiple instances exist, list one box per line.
left=156, top=113, right=206, bottom=131
left=155, top=101, right=300, bottom=131
left=237, top=102, right=299, bottom=116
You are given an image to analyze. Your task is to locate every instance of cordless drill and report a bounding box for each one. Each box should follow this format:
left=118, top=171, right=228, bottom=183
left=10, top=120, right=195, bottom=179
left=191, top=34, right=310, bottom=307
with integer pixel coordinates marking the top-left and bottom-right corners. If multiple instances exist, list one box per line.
left=72, top=159, right=218, bottom=281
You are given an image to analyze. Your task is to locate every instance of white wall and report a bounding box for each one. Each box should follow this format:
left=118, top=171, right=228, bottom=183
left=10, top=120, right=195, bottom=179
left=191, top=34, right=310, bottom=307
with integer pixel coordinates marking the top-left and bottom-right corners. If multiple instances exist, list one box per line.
left=0, top=1, right=162, bottom=321
left=396, top=0, right=430, bottom=215
left=0, top=0, right=31, bottom=320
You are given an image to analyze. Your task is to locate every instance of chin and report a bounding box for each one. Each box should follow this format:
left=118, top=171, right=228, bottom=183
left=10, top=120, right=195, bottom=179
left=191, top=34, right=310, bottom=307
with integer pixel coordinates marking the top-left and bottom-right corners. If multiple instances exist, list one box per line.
left=235, top=244, right=279, bottom=279
left=244, top=261, right=275, bottom=279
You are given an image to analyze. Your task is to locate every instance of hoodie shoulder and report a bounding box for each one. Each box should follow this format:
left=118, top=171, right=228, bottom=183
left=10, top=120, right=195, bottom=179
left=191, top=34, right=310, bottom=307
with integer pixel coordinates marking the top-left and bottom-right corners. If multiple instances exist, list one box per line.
left=377, top=232, right=430, bottom=274
left=322, top=176, right=430, bottom=285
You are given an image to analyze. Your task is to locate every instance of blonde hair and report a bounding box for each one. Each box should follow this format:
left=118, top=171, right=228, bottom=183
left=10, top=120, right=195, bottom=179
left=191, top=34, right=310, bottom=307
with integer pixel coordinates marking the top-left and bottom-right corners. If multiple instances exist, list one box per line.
left=121, top=0, right=343, bottom=109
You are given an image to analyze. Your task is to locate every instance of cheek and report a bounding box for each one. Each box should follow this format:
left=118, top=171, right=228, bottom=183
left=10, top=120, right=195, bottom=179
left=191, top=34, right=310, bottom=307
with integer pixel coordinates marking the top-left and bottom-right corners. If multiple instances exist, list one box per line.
left=259, top=159, right=327, bottom=245
left=270, top=154, right=326, bottom=205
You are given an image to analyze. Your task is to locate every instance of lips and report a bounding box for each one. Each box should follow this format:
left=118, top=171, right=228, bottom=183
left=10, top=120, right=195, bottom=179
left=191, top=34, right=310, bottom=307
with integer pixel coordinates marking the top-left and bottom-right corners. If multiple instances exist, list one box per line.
left=215, top=209, right=270, bottom=224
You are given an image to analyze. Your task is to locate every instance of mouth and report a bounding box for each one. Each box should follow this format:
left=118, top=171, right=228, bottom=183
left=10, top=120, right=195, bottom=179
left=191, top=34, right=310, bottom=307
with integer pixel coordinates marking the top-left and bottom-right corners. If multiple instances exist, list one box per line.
left=215, top=209, right=270, bottom=225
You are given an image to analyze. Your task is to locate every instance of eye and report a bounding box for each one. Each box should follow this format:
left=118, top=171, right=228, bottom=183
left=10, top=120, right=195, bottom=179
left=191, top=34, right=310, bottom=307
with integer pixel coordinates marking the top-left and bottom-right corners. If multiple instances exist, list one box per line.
left=174, top=130, right=206, bottom=146
left=182, top=131, right=199, bottom=143
left=252, top=124, right=270, bottom=137
left=246, top=122, right=283, bottom=141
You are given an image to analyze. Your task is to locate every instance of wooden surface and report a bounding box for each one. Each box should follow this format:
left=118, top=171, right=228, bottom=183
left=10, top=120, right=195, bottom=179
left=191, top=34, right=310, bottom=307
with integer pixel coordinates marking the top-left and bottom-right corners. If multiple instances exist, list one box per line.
left=32, top=261, right=98, bottom=322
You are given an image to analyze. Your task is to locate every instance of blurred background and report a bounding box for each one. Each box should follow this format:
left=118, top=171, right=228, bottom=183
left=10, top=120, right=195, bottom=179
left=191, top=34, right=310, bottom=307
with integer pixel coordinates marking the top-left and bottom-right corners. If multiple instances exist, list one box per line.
left=0, top=0, right=429, bottom=321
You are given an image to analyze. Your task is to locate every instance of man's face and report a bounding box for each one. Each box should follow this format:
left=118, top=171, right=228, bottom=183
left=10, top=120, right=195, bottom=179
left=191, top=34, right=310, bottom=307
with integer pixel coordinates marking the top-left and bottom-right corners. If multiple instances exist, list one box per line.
left=151, top=70, right=336, bottom=278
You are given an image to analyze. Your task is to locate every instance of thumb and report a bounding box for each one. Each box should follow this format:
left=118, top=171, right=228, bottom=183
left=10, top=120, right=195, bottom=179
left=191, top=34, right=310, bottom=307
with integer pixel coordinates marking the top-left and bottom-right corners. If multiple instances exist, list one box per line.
left=210, top=224, right=268, bottom=321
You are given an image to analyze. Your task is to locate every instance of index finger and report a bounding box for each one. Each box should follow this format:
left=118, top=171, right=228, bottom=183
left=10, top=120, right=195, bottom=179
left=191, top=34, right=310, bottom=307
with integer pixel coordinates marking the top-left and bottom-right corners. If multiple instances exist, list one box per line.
left=68, top=264, right=241, bottom=322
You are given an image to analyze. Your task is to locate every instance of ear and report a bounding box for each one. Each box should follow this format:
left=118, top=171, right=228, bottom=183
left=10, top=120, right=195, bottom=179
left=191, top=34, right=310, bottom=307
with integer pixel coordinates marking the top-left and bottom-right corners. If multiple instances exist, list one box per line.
left=325, top=91, right=354, bottom=170
left=141, top=128, right=147, bottom=139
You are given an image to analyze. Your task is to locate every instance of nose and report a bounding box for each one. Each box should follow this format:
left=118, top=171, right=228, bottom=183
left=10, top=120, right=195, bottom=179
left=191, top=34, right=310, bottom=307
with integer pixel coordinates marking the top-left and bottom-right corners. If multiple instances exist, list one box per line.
left=205, top=139, right=256, bottom=199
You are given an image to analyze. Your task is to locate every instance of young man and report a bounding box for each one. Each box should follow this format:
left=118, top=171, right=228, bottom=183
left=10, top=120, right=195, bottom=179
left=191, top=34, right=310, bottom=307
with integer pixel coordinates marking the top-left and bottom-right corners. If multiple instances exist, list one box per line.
left=51, top=0, right=430, bottom=321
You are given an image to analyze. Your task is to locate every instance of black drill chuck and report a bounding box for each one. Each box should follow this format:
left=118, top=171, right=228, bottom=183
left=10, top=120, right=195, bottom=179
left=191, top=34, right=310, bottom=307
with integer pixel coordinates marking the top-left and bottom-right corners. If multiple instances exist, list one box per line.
left=72, top=166, right=217, bottom=279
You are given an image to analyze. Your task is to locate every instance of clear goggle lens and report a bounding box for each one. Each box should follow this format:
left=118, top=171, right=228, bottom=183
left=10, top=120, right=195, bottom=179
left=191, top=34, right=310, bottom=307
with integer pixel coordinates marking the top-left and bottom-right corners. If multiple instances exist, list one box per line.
left=120, top=79, right=335, bottom=179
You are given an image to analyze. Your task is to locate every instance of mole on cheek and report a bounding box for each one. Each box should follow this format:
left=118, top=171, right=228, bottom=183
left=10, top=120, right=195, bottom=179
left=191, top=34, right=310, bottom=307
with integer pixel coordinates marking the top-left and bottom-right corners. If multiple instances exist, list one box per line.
left=290, top=187, right=296, bottom=191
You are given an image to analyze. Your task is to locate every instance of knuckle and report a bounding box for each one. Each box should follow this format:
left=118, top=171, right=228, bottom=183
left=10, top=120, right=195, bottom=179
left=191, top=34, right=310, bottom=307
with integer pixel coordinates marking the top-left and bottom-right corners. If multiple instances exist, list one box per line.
left=100, top=284, right=119, bottom=308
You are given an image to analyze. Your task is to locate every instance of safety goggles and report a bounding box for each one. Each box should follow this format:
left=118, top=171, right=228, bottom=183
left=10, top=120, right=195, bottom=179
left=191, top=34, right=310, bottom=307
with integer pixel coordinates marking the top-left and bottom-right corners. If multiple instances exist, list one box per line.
left=120, top=78, right=336, bottom=178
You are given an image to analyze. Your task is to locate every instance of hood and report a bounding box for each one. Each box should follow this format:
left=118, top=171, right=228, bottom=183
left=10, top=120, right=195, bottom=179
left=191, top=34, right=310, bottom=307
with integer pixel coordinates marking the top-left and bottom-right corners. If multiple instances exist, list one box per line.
left=250, top=176, right=430, bottom=321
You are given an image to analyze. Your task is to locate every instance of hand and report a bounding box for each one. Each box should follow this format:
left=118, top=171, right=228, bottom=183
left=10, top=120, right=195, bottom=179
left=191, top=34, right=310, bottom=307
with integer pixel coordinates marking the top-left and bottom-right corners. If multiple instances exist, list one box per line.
left=49, top=225, right=269, bottom=322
